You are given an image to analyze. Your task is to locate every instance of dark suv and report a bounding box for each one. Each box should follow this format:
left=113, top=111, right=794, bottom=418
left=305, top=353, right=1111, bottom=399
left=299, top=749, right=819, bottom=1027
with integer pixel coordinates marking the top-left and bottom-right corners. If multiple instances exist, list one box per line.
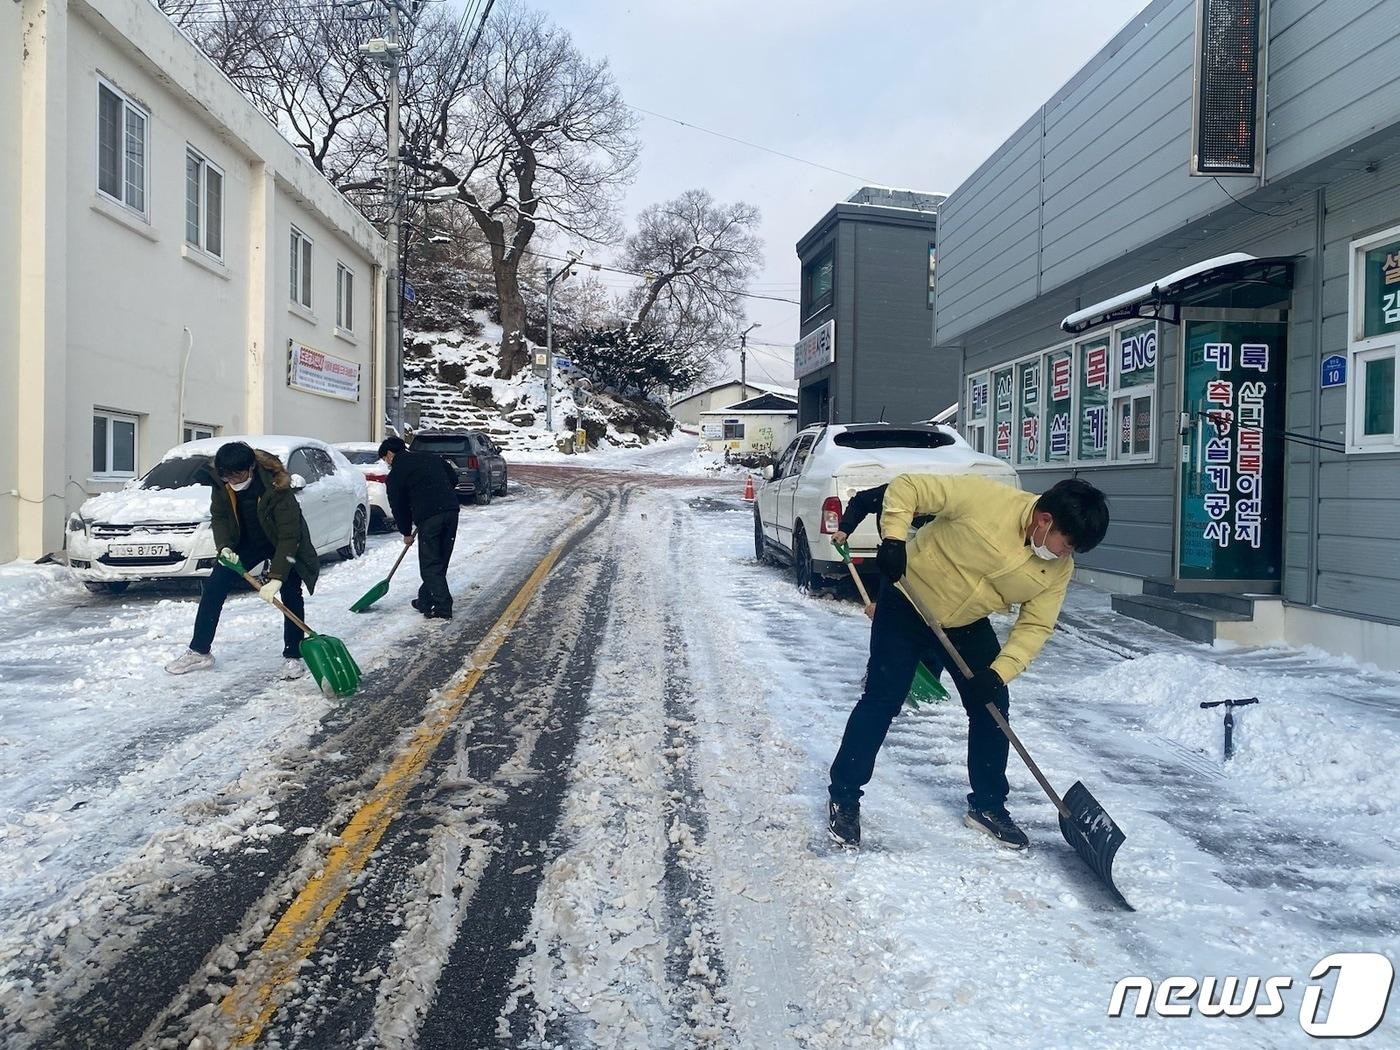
left=409, top=431, right=509, bottom=505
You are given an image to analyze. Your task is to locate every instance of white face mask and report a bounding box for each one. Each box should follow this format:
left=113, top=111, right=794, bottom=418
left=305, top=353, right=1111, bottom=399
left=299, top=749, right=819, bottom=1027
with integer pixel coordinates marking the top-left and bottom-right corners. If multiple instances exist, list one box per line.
left=228, top=477, right=252, bottom=492
left=1030, top=520, right=1059, bottom=560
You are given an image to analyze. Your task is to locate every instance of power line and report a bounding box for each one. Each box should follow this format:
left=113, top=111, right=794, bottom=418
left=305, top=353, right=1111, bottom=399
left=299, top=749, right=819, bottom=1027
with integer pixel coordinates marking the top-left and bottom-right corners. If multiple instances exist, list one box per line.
left=627, top=104, right=875, bottom=184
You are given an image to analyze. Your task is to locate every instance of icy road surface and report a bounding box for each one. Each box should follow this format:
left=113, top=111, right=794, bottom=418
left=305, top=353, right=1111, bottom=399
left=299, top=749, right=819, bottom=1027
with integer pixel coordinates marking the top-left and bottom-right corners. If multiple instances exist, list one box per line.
left=2, top=437, right=1398, bottom=1048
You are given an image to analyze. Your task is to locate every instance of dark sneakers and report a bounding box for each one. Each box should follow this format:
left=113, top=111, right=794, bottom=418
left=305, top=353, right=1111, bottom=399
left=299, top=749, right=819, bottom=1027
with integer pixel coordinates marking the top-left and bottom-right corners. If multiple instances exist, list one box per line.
left=828, top=799, right=861, bottom=849
left=965, top=807, right=1030, bottom=850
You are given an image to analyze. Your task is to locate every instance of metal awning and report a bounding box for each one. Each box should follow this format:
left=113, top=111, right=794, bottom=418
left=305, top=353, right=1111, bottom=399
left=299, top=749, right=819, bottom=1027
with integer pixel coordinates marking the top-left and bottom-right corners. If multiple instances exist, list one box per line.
left=1060, top=254, right=1297, bottom=334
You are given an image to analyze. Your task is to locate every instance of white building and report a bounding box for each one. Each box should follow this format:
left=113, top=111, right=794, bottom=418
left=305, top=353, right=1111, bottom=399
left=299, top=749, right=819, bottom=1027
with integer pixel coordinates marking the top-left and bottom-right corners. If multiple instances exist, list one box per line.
left=670, top=380, right=795, bottom=428
left=698, top=392, right=799, bottom=458
left=2, top=0, right=388, bottom=563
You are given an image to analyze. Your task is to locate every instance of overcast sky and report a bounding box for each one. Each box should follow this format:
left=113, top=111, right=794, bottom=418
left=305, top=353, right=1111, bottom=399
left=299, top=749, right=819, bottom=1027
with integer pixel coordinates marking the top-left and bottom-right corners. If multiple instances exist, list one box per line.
left=543, top=0, right=1148, bottom=389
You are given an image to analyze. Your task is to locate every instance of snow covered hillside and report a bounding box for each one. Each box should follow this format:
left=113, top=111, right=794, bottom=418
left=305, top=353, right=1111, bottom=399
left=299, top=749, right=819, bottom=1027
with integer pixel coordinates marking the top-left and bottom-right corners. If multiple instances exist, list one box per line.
left=404, top=313, right=673, bottom=454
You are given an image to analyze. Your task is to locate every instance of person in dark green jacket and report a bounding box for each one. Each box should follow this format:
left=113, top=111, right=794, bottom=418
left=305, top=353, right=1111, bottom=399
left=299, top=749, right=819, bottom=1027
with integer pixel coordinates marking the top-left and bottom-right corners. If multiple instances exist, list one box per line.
left=165, top=441, right=320, bottom=680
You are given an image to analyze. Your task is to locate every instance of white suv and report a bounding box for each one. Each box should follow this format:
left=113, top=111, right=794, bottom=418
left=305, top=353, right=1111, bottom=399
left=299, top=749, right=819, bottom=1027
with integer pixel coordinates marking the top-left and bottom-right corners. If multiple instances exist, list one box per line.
left=65, top=436, right=370, bottom=593
left=753, top=423, right=1018, bottom=591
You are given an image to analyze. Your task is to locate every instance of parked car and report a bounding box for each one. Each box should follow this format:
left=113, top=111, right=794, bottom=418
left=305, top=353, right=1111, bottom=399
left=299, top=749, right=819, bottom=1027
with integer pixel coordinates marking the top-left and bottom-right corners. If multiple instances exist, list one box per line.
left=753, top=423, right=1019, bottom=592
left=65, top=435, right=370, bottom=593
left=334, top=442, right=395, bottom=531
left=409, top=430, right=509, bottom=505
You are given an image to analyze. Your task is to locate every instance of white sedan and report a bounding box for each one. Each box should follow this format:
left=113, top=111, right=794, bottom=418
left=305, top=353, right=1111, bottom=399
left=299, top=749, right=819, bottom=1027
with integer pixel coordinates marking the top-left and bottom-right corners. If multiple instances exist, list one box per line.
left=65, top=435, right=370, bottom=593
left=334, top=442, right=395, bottom=532
left=753, top=423, right=1018, bottom=592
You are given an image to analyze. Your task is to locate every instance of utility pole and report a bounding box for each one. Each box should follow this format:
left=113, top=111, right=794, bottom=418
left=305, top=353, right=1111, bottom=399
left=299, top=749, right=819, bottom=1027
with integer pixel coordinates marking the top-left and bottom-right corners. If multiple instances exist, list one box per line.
left=740, top=322, right=762, bottom=401
left=359, top=14, right=405, bottom=437
left=544, top=254, right=580, bottom=432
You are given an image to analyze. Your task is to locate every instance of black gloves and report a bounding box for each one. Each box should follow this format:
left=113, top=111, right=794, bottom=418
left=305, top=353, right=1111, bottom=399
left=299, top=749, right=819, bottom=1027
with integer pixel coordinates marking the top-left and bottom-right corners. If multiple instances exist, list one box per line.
left=876, top=538, right=906, bottom=582
left=963, top=667, right=1005, bottom=706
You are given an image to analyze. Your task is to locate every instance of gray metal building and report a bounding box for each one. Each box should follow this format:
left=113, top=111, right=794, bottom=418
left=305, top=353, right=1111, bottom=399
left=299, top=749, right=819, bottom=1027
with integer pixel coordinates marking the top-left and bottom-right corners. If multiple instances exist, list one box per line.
left=794, top=186, right=953, bottom=427
left=933, top=0, right=1400, bottom=669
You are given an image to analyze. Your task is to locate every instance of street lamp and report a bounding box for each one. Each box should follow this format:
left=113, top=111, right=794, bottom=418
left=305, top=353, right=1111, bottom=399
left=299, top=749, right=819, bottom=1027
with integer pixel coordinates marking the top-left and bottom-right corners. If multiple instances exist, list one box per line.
left=544, top=254, right=580, bottom=432
left=740, top=322, right=762, bottom=401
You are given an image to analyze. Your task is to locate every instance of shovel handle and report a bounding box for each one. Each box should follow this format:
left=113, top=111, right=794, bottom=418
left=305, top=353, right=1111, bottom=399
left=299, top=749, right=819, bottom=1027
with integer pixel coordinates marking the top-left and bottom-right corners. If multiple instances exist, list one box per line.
left=235, top=569, right=316, bottom=637
left=893, top=582, right=1070, bottom=818
left=834, top=542, right=874, bottom=607
left=387, top=531, right=416, bottom=580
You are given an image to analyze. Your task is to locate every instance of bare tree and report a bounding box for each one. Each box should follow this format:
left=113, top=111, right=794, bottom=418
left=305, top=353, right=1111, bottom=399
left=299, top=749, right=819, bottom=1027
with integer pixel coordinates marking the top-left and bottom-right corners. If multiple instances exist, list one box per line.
left=619, top=189, right=763, bottom=375
left=412, top=3, right=639, bottom=378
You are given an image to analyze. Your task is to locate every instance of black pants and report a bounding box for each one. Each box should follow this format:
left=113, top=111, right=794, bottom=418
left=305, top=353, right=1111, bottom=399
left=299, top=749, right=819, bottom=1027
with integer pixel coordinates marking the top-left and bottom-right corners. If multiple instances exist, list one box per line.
left=190, top=546, right=305, bottom=658
left=416, top=510, right=457, bottom=613
left=829, top=584, right=1011, bottom=811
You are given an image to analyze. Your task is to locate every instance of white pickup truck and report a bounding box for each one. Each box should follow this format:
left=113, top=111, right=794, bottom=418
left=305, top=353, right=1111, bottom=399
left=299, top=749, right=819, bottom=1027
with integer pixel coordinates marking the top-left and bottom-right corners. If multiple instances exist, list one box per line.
left=753, top=423, right=1019, bottom=592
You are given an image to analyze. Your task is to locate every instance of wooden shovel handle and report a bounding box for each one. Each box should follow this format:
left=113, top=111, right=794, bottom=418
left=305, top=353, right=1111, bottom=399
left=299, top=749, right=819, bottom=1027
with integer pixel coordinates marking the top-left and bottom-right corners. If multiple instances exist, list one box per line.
left=893, top=581, right=1070, bottom=818
left=387, top=531, right=415, bottom=580
left=838, top=549, right=874, bottom=607
left=237, top=569, right=316, bottom=637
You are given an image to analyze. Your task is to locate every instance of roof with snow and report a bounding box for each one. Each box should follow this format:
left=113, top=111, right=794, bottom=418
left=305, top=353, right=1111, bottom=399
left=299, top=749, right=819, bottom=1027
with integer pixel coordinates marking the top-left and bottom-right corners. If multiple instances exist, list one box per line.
left=671, top=380, right=795, bottom=408
left=1061, top=254, right=1298, bottom=333
left=700, top=392, right=798, bottom=415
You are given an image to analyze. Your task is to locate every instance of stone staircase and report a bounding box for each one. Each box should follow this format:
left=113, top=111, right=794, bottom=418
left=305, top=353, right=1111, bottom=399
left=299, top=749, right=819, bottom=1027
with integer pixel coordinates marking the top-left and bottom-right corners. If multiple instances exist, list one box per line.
left=1111, top=580, right=1280, bottom=645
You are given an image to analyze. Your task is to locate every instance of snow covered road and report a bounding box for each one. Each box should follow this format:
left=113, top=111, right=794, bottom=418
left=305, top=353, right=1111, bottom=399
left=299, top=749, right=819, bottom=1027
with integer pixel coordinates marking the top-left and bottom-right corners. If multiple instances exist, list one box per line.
left=2, top=451, right=1398, bottom=1048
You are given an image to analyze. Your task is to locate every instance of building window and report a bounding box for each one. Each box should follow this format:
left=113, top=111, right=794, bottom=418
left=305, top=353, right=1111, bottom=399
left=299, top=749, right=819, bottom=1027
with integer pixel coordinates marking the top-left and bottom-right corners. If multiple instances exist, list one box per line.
left=336, top=263, right=355, bottom=332
left=723, top=418, right=745, bottom=441
left=185, top=147, right=224, bottom=258
left=1353, top=347, right=1397, bottom=447
left=1347, top=225, right=1400, bottom=452
left=803, top=248, right=834, bottom=319
left=97, top=80, right=148, bottom=216
left=290, top=226, right=313, bottom=309
left=1110, top=321, right=1157, bottom=462
left=927, top=244, right=937, bottom=310
left=183, top=423, right=217, bottom=443
left=964, top=373, right=989, bottom=453
left=1075, top=335, right=1111, bottom=462
left=1043, top=346, right=1073, bottom=464
left=93, top=409, right=139, bottom=477
left=991, top=365, right=1014, bottom=462
left=1016, top=359, right=1041, bottom=465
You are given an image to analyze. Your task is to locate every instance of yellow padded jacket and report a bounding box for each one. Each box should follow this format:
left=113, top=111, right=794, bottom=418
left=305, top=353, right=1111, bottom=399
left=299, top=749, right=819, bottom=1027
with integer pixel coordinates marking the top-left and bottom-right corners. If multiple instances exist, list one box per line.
left=879, top=473, right=1072, bottom=684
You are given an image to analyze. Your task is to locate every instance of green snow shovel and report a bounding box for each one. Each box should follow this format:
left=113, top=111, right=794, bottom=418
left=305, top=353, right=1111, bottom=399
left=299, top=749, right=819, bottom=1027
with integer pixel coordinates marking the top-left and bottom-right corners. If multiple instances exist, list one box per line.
left=349, top=531, right=415, bottom=613
left=893, top=580, right=1134, bottom=911
left=219, top=553, right=362, bottom=699
left=833, top=541, right=949, bottom=710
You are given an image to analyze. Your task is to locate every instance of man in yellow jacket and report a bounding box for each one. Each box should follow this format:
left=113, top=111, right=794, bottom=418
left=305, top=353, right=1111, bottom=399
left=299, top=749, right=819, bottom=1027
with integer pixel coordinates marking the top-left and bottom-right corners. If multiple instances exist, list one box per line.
left=828, top=475, right=1109, bottom=850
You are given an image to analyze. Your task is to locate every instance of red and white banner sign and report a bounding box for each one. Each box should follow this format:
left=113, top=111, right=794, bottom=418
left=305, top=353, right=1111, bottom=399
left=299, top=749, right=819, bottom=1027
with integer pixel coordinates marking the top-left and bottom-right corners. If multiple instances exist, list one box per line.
left=288, top=341, right=360, bottom=402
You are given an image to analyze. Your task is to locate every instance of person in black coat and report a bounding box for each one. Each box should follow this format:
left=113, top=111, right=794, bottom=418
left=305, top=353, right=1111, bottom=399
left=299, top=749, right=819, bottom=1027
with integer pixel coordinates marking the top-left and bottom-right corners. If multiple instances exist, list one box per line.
left=832, top=484, right=937, bottom=619
left=379, top=436, right=460, bottom=619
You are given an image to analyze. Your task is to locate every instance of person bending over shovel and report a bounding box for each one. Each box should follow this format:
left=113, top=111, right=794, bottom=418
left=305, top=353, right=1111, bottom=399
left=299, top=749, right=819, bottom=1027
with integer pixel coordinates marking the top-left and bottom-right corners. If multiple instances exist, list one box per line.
left=165, top=441, right=320, bottom=681
left=378, top=436, right=460, bottom=621
left=827, top=475, right=1108, bottom=850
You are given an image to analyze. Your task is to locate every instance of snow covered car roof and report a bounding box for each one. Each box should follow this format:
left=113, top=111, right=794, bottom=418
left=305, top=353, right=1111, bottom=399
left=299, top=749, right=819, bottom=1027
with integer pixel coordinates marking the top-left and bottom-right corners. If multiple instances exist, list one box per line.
left=163, top=434, right=336, bottom=461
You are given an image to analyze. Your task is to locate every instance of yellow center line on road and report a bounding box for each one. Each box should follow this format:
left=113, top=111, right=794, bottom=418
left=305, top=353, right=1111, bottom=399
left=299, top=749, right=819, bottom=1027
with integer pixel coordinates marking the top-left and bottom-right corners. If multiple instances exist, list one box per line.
left=218, top=507, right=589, bottom=1046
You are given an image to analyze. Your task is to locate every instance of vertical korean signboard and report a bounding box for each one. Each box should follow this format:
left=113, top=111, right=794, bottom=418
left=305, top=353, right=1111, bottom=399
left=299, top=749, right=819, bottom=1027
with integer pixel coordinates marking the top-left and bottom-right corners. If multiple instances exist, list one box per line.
left=1076, top=336, right=1110, bottom=461
left=992, top=366, right=1014, bottom=462
left=1178, top=320, right=1285, bottom=584
left=1045, top=348, right=1073, bottom=464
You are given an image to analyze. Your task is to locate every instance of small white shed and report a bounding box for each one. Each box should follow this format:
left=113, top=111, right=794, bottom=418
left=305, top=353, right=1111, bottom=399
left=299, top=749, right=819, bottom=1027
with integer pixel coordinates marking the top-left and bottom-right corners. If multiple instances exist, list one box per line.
left=697, top=392, right=799, bottom=457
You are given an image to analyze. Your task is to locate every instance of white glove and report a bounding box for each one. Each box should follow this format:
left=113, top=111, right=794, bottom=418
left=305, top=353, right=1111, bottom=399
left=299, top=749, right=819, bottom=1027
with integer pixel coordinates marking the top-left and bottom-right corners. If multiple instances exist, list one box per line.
left=258, top=579, right=282, bottom=604
left=219, top=547, right=238, bottom=564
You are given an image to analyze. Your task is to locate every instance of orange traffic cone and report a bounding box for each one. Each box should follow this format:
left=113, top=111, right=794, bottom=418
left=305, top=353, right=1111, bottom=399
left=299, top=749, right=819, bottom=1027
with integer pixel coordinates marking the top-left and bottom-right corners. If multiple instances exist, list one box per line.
left=742, top=474, right=755, bottom=501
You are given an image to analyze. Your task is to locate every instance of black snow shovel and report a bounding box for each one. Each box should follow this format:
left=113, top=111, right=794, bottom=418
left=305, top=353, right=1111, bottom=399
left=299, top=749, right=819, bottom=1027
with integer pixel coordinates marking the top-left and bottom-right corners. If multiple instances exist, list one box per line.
left=894, top=582, right=1134, bottom=911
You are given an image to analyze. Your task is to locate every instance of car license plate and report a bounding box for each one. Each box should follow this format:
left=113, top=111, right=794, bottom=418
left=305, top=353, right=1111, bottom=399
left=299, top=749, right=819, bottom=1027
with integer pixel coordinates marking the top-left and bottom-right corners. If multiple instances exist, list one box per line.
left=109, top=543, right=170, bottom=558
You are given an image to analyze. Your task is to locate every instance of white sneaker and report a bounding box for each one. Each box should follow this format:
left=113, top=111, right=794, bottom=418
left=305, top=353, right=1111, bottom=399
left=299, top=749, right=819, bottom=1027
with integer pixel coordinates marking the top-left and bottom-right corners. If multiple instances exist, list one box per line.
left=166, top=650, right=214, bottom=675
left=277, top=658, right=306, bottom=681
